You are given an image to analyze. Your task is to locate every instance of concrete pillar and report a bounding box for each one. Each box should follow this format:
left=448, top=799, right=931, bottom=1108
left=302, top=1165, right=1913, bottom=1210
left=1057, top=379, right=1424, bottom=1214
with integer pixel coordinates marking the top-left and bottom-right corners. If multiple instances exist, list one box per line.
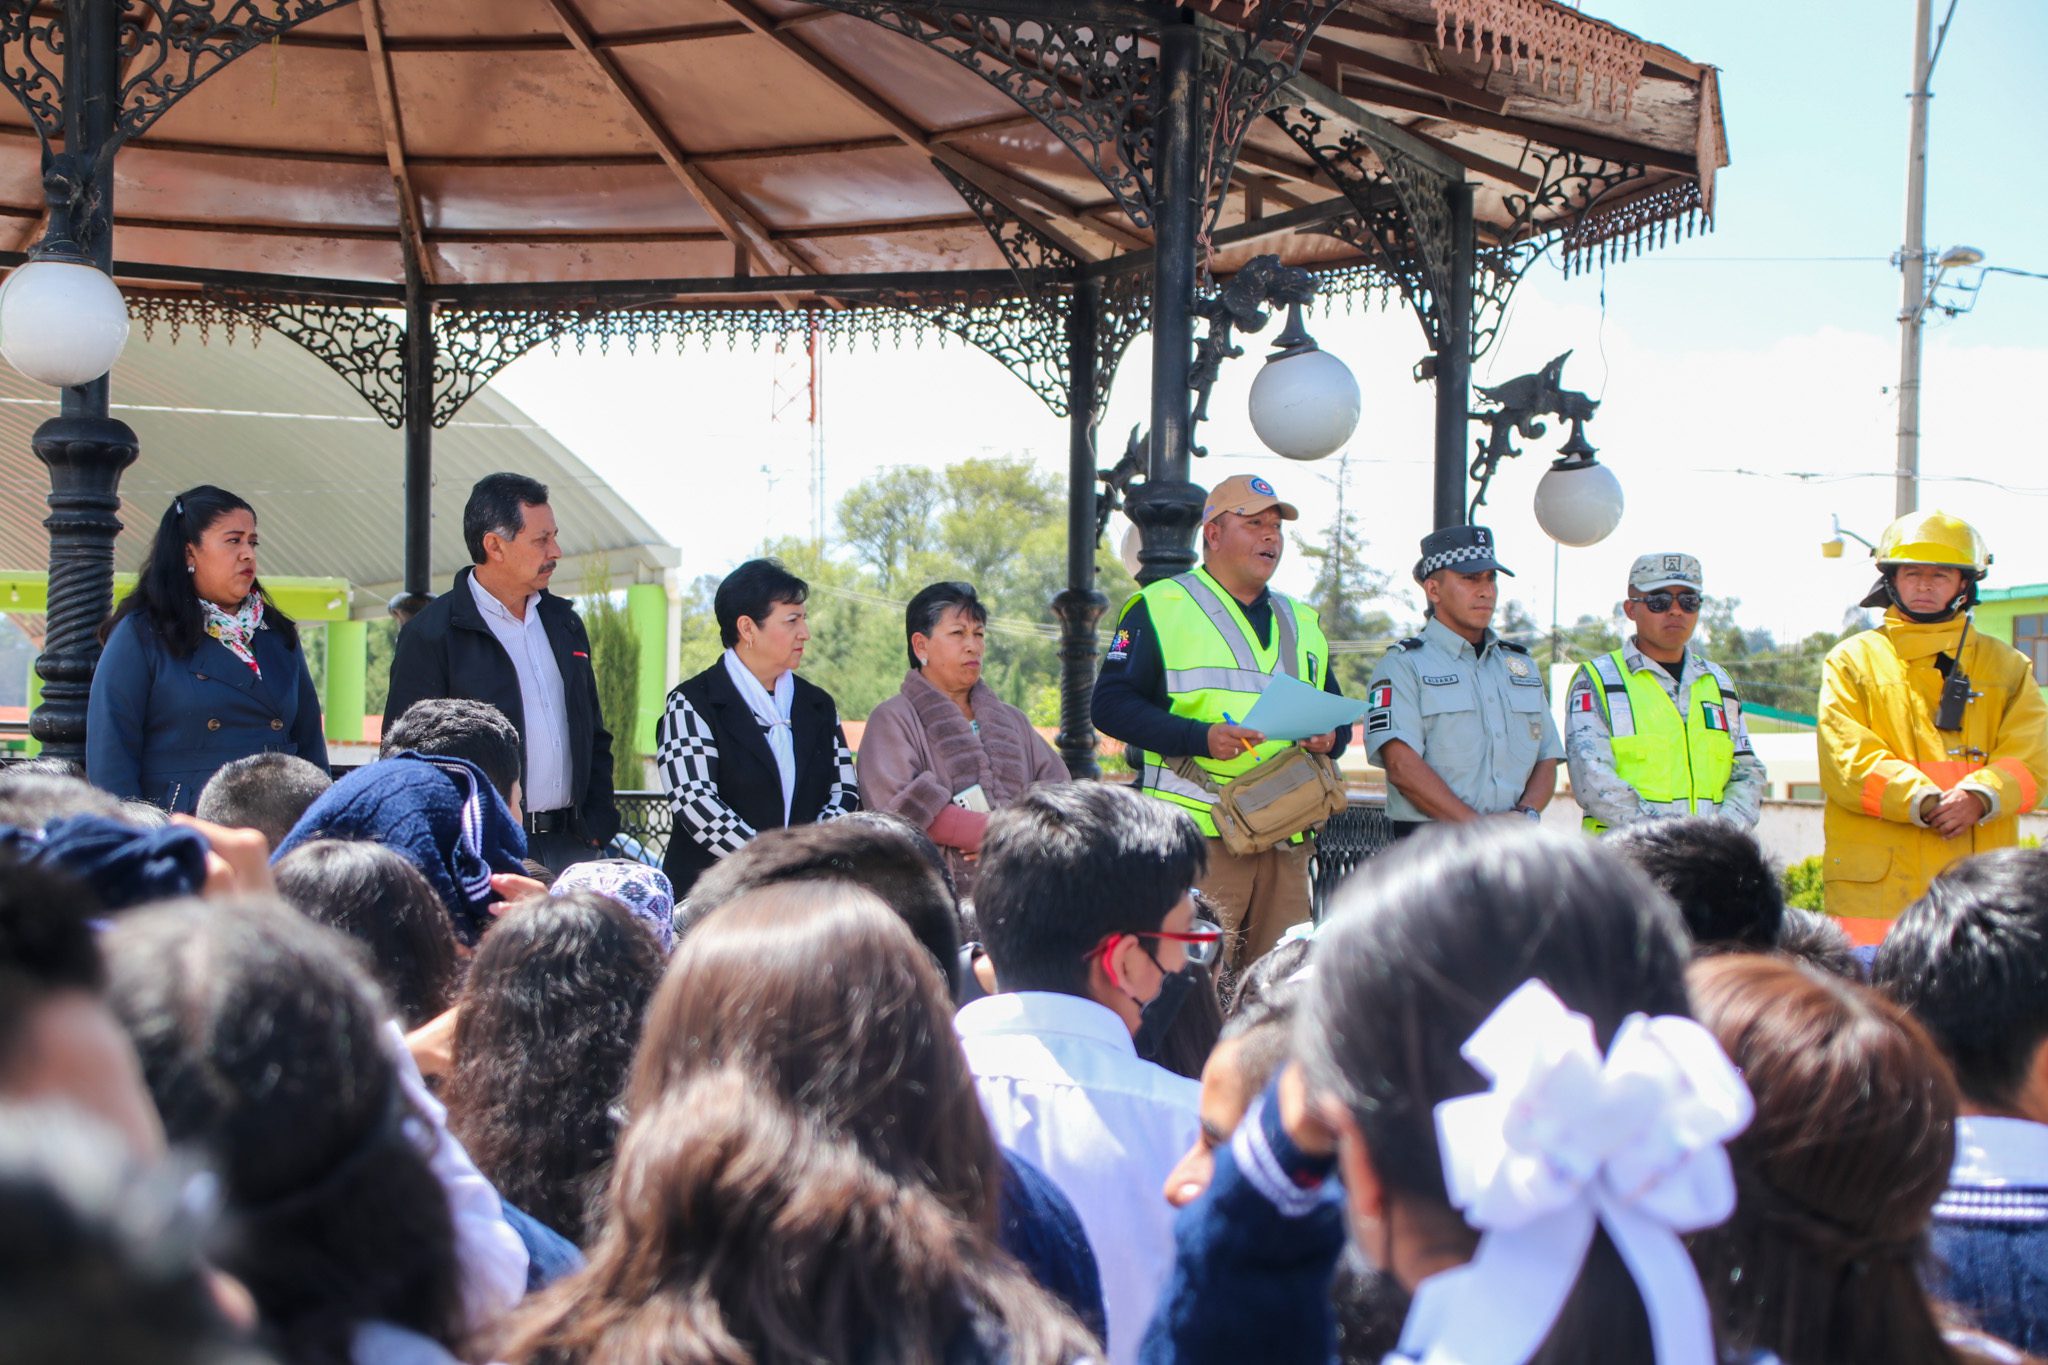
left=324, top=619, right=368, bottom=745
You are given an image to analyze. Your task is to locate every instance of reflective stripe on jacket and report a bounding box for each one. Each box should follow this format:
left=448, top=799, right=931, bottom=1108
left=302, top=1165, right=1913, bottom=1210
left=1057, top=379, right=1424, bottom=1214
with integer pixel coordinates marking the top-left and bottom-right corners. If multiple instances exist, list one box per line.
left=1576, top=649, right=1736, bottom=833
left=1819, top=612, right=2048, bottom=921
left=1132, top=568, right=1327, bottom=839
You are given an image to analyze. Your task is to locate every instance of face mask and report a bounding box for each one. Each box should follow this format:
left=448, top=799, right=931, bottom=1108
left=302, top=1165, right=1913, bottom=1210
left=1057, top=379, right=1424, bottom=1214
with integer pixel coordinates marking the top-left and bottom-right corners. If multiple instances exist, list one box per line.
left=1133, top=964, right=1200, bottom=1062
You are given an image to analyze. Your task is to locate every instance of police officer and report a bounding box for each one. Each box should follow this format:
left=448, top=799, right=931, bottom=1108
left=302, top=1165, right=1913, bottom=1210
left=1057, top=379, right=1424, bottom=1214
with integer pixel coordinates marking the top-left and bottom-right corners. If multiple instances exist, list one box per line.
left=1819, top=510, right=2048, bottom=927
left=1093, top=473, right=1349, bottom=972
left=1565, top=553, right=1766, bottom=832
left=1365, top=525, right=1560, bottom=836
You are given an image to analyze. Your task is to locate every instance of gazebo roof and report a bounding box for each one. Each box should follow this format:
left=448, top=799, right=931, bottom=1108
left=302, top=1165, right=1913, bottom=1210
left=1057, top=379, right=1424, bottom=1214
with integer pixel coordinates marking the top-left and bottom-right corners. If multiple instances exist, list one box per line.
left=0, top=0, right=1725, bottom=300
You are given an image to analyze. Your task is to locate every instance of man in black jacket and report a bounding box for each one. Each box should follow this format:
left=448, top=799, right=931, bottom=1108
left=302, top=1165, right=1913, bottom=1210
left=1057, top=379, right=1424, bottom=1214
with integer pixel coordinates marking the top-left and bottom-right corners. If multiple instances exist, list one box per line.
left=384, top=472, right=618, bottom=870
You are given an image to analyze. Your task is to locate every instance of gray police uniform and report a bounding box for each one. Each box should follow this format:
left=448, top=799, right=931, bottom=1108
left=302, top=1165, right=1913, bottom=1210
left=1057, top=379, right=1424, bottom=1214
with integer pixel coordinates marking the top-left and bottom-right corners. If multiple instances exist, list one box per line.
left=1364, top=616, right=1564, bottom=823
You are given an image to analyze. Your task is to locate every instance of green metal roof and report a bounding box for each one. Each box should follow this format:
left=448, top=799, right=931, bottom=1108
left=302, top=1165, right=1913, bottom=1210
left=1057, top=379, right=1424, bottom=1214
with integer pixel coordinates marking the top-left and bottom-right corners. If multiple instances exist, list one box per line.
left=1978, top=583, right=2048, bottom=603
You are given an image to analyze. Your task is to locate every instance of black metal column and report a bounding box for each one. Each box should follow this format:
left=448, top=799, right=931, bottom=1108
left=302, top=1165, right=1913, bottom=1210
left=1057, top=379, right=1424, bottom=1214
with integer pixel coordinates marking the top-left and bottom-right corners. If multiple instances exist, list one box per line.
left=1053, top=278, right=1109, bottom=779
left=1129, top=14, right=1207, bottom=586
left=31, top=0, right=139, bottom=762
left=389, top=263, right=435, bottom=620
left=1431, top=182, right=1476, bottom=529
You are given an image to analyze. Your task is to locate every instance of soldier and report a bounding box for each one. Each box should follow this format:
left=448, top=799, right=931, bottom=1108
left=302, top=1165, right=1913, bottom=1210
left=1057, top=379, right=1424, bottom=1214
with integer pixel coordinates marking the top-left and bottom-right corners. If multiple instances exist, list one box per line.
left=1565, top=553, right=1766, bottom=832
left=1819, top=510, right=2048, bottom=928
left=1365, top=525, right=1561, bottom=837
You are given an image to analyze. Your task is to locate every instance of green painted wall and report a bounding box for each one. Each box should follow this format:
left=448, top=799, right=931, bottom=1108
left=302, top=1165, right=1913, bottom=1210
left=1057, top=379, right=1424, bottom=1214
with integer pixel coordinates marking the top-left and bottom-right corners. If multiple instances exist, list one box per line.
left=324, top=619, right=367, bottom=744
left=1973, top=583, right=2048, bottom=699
left=626, top=583, right=669, bottom=757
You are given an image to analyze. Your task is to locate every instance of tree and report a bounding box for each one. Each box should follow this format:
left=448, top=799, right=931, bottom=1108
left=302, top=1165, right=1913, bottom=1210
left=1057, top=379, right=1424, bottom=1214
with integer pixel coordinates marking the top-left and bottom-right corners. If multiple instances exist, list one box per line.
left=579, top=564, right=643, bottom=791
left=672, top=455, right=1139, bottom=725
left=1294, top=492, right=1396, bottom=696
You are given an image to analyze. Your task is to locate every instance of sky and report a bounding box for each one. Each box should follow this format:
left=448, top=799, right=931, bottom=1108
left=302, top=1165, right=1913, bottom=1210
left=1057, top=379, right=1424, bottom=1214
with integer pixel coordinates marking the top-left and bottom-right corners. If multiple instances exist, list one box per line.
left=493, top=0, right=2048, bottom=648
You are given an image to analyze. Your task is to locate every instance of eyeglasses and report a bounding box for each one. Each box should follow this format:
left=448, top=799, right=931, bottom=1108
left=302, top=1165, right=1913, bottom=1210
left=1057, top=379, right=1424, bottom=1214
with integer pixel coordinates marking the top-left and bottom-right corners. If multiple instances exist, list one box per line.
left=1634, top=591, right=1702, bottom=615
left=1088, top=918, right=1226, bottom=970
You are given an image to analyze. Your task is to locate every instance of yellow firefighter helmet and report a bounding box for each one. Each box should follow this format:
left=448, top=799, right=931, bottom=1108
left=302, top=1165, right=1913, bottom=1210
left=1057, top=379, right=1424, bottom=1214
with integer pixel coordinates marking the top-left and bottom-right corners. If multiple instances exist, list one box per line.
left=1873, top=509, right=1991, bottom=578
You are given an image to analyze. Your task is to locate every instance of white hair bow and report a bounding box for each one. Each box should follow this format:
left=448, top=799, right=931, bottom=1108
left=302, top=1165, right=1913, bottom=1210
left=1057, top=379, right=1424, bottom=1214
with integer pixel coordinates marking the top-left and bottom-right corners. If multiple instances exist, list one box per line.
left=1395, top=979, right=1754, bottom=1365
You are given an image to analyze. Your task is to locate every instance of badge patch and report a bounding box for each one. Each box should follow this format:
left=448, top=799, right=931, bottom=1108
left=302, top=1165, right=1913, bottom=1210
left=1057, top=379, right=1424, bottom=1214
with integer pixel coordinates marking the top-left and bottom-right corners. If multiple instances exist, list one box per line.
left=1572, top=688, right=1596, bottom=713
left=1369, top=681, right=1393, bottom=709
left=1506, top=656, right=1532, bottom=678
left=1106, top=628, right=1132, bottom=662
left=1702, top=701, right=1729, bottom=732
left=1250, top=476, right=1275, bottom=496
left=1368, top=711, right=1393, bottom=734
left=1422, top=674, right=1460, bottom=686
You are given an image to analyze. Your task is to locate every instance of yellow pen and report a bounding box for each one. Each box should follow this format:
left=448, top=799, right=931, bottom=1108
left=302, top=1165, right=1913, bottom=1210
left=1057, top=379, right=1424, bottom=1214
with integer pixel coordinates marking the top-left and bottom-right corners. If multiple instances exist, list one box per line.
left=1222, top=711, right=1258, bottom=761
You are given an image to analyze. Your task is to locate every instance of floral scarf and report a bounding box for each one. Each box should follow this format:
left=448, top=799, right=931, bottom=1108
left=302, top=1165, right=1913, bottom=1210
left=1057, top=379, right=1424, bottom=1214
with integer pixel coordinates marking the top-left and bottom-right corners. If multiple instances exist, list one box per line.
left=201, top=593, right=264, bottom=678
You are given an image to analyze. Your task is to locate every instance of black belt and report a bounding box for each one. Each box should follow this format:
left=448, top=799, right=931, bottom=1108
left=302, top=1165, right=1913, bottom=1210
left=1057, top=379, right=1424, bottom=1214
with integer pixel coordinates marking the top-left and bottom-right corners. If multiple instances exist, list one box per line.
left=524, top=808, right=574, bottom=835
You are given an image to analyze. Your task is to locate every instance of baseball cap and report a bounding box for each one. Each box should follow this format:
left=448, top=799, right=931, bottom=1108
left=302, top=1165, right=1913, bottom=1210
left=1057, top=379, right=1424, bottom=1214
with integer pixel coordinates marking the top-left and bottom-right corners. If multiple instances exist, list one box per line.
left=1629, top=553, right=1703, bottom=594
left=1204, top=474, right=1298, bottom=524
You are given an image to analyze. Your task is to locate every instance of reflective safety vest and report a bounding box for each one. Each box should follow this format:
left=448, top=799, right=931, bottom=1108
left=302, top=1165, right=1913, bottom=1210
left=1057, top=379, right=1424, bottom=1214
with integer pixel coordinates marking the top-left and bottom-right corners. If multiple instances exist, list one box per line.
left=1577, top=649, right=1737, bottom=834
left=1130, top=567, right=1328, bottom=839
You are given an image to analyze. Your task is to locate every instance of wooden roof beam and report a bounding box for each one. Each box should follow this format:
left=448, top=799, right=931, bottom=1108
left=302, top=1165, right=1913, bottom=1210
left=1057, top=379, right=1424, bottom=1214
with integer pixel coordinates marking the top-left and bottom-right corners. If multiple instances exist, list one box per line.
left=360, top=0, right=437, bottom=288
left=544, top=0, right=815, bottom=283
left=1337, top=74, right=1700, bottom=176
left=718, top=0, right=1144, bottom=259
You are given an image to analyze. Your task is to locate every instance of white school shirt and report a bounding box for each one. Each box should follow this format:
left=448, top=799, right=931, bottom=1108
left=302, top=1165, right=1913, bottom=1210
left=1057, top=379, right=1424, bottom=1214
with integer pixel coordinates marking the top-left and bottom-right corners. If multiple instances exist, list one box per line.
left=955, top=991, right=1200, bottom=1365
left=466, top=573, right=572, bottom=812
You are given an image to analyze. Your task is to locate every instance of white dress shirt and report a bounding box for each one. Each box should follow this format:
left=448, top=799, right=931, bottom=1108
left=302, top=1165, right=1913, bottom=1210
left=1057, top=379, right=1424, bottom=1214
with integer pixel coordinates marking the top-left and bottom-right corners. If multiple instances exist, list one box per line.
left=1951, top=1114, right=2048, bottom=1188
left=466, top=572, right=571, bottom=812
left=955, top=990, right=1200, bottom=1365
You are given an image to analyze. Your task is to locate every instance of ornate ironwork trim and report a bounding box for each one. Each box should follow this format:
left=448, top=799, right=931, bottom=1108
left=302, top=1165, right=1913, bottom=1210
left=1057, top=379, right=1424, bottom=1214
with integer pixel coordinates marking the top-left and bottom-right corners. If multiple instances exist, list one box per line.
left=0, top=1, right=365, bottom=156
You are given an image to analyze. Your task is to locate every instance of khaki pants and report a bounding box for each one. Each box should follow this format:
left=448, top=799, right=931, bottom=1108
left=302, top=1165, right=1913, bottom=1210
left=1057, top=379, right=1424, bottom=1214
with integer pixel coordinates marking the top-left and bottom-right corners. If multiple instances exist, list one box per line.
left=1197, top=837, right=1313, bottom=977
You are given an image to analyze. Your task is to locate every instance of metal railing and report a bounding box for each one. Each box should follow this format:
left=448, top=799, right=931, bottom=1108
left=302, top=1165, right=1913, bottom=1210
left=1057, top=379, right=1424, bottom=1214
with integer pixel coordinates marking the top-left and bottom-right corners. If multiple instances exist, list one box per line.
left=614, top=789, right=1394, bottom=918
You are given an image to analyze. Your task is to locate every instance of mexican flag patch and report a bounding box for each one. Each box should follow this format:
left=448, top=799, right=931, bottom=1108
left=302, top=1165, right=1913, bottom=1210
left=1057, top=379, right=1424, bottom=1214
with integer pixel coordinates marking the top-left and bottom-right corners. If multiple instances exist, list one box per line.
left=1701, top=701, right=1729, bottom=732
left=1369, top=681, right=1393, bottom=709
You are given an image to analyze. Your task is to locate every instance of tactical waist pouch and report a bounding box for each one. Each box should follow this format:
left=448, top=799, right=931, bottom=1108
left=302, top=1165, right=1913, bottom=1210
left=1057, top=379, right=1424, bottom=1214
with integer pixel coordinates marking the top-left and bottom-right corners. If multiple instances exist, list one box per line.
left=1175, top=747, right=1348, bottom=857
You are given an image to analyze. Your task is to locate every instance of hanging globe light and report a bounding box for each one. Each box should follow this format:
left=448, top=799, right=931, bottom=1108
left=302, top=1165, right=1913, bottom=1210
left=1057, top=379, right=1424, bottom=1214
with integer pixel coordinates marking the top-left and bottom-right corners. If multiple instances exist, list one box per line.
left=0, top=250, right=130, bottom=388
left=1532, top=422, right=1623, bottom=547
left=1247, top=302, right=1360, bottom=461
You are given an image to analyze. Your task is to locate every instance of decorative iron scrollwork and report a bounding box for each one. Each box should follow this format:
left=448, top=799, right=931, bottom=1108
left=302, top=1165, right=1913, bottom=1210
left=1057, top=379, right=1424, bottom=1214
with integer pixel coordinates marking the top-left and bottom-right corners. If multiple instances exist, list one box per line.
left=266, top=300, right=408, bottom=428
left=1193, top=2, right=1349, bottom=243
left=432, top=309, right=586, bottom=428
left=1092, top=265, right=1149, bottom=415
left=0, top=1, right=360, bottom=155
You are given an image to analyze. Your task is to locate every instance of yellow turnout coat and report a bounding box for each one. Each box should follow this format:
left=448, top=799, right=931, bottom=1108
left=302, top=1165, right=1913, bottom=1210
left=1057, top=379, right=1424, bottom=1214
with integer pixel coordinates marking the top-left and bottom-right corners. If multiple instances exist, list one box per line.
left=1819, top=611, right=2048, bottom=921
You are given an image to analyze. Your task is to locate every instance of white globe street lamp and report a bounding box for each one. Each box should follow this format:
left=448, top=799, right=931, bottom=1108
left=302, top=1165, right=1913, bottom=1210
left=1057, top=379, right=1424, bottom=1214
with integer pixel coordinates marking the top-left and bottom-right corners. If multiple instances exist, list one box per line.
left=0, top=251, right=131, bottom=388
left=1533, top=449, right=1625, bottom=547
left=1246, top=302, right=1360, bottom=462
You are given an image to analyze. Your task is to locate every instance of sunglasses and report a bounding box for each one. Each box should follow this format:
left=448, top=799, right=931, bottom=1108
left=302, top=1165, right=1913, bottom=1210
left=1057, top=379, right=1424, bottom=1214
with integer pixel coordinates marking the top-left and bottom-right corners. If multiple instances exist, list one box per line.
left=1633, top=590, right=1701, bottom=614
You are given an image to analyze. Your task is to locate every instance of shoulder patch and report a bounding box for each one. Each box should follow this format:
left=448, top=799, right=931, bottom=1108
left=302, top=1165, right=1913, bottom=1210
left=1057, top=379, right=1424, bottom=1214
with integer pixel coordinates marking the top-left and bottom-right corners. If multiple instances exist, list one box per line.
left=1498, top=638, right=1531, bottom=655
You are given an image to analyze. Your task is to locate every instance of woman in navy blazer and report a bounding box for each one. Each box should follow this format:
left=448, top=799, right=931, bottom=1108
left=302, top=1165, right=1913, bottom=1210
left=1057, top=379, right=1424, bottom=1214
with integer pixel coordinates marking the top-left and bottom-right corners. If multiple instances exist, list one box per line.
left=87, top=485, right=328, bottom=813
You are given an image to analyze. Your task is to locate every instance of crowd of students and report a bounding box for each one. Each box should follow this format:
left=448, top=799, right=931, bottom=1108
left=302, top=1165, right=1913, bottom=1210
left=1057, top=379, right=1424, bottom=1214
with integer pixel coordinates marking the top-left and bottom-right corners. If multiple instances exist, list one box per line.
left=1, top=711, right=2045, bottom=1365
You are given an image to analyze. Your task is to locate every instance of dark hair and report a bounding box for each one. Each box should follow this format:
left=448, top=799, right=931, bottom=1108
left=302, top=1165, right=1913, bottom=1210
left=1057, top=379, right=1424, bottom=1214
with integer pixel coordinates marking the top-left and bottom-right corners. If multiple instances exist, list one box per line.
left=381, top=698, right=523, bottom=804
left=904, top=581, right=988, bottom=670
left=1227, top=934, right=1313, bottom=1019
left=840, top=808, right=958, bottom=901
left=271, top=840, right=462, bottom=1031
left=714, top=558, right=808, bottom=649
left=195, top=753, right=333, bottom=852
left=102, top=899, right=463, bottom=1365
left=1689, top=954, right=1981, bottom=1365
left=0, top=769, right=128, bottom=828
left=631, top=881, right=997, bottom=1222
left=119, top=798, right=172, bottom=830
left=444, top=891, right=664, bottom=1247
left=0, top=863, right=104, bottom=1080
left=4, top=757, right=84, bottom=780
left=1135, top=963, right=1223, bottom=1080
left=498, top=1069, right=1094, bottom=1365
left=1606, top=817, right=1784, bottom=951
left=100, top=486, right=299, bottom=656
left=514, top=881, right=1092, bottom=1365
left=1775, top=907, right=1861, bottom=980
left=0, top=1104, right=271, bottom=1365
left=976, top=783, right=1206, bottom=996
left=1298, top=824, right=1692, bottom=1363
left=1332, top=1251, right=1411, bottom=1365
left=463, top=472, right=549, bottom=565
left=1873, top=846, right=2048, bottom=1110
left=682, top=818, right=961, bottom=980
left=1216, top=960, right=1306, bottom=1103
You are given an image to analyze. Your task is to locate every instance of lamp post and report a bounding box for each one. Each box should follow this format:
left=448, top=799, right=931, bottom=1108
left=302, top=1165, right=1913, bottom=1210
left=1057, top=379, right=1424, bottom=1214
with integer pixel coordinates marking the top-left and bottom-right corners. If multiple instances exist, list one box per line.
left=1468, top=352, right=1624, bottom=548
left=0, top=1, right=138, bottom=763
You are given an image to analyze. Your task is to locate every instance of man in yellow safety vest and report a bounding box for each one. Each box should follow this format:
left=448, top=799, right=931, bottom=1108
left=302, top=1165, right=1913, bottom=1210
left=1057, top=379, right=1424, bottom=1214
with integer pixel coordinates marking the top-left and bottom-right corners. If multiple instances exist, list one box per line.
left=1819, top=510, right=2048, bottom=932
left=1092, top=474, right=1351, bottom=972
left=1564, top=553, right=1766, bottom=833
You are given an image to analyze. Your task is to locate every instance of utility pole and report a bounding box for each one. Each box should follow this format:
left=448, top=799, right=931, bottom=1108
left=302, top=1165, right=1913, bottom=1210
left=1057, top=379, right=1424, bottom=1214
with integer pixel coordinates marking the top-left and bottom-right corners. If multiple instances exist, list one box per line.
left=1895, top=0, right=1951, bottom=518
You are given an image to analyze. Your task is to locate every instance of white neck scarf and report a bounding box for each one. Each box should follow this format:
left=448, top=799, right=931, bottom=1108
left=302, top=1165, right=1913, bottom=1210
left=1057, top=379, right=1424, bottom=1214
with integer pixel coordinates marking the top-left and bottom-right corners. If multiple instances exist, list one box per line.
left=723, top=648, right=795, bottom=824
